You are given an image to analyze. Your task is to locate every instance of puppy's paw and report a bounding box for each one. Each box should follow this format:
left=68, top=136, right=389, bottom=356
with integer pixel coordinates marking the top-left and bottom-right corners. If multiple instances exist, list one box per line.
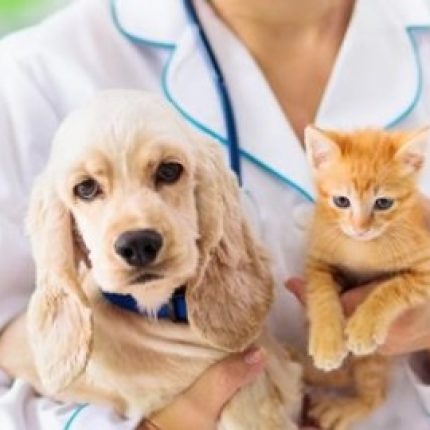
left=310, top=397, right=372, bottom=430
left=345, top=313, right=387, bottom=356
left=309, top=328, right=347, bottom=371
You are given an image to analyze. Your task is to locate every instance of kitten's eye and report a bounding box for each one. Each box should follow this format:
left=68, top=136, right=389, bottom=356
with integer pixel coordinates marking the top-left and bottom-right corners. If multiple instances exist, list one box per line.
left=374, top=198, right=394, bottom=210
left=333, top=196, right=351, bottom=208
left=155, top=162, right=183, bottom=185
left=73, top=178, right=102, bottom=201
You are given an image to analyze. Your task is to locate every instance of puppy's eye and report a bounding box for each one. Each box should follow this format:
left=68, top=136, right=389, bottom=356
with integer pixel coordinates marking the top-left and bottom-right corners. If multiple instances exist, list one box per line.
left=73, top=178, right=102, bottom=201
left=155, top=162, right=183, bottom=185
left=333, top=196, right=350, bottom=208
left=374, top=198, right=394, bottom=210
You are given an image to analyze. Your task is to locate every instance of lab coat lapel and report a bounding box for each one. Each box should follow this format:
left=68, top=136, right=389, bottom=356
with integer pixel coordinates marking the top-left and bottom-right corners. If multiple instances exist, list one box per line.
left=112, top=0, right=225, bottom=138
left=112, top=0, right=186, bottom=46
left=163, top=27, right=226, bottom=141
left=113, top=0, right=430, bottom=201
left=317, top=0, right=430, bottom=129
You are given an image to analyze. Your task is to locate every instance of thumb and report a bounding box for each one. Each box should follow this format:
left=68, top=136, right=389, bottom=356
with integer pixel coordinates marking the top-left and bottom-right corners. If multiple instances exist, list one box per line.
left=285, top=277, right=307, bottom=306
left=341, top=283, right=376, bottom=317
left=186, top=347, right=266, bottom=419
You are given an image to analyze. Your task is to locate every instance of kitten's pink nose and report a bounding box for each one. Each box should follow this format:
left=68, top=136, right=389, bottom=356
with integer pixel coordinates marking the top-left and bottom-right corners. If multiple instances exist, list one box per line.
left=351, top=215, right=371, bottom=232
left=351, top=217, right=372, bottom=236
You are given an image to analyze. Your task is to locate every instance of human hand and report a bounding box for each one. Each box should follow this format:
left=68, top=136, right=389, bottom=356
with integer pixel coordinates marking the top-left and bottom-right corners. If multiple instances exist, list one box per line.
left=137, top=347, right=266, bottom=430
left=421, top=193, right=430, bottom=229
left=137, top=346, right=320, bottom=430
left=286, top=277, right=430, bottom=356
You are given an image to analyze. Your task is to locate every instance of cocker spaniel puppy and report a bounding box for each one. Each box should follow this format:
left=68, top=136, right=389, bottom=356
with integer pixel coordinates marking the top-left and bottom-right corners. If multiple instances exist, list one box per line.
left=0, top=91, right=302, bottom=429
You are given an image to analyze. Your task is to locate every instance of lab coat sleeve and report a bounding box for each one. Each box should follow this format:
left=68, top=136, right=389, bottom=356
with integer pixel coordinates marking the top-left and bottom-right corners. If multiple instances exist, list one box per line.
left=407, top=352, right=430, bottom=415
left=0, top=54, right=50, bottom=331
left=0, top=370, right=140, bottom=430
left=0, top=48, right=137, bottom=430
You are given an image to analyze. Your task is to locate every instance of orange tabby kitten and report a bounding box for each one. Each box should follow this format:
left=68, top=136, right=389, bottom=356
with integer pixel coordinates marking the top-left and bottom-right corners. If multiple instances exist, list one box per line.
left=303, top=126, right=430, bottom=429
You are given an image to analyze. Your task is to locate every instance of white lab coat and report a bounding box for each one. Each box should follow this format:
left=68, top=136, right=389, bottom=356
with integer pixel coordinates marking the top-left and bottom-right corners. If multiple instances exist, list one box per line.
left=0, top=0, right=430, bottom=428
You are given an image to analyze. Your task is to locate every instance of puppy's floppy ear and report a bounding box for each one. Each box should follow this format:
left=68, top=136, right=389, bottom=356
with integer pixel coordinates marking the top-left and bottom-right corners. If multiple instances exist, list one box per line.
left=188, top=137, right=273, bottom=351
left=26, top=174, right=92, bottom=394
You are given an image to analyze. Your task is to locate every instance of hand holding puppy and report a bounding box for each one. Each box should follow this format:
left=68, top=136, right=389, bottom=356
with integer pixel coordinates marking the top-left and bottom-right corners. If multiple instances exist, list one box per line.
left=139, top=348, right=318, bottom=430
left=139, top=348, right=266, bottom=430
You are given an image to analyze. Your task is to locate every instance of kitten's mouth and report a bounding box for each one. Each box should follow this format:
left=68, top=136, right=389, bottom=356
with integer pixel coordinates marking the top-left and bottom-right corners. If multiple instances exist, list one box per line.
left=353, top=232, right=380, bottom=241
left=353, top=232, right=375, bottom=241
left=341, top=226, right=381, bottom=241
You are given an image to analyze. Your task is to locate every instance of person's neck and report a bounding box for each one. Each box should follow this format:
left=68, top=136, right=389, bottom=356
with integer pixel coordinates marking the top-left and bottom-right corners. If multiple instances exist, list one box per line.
left=209, top=0, right=355, bottom=41
left=207, top=0, right=356, bottom=143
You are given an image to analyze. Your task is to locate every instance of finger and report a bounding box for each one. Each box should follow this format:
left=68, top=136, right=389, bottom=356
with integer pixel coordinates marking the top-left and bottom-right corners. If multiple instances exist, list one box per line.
left=377, top=343, right=407, bottom=356
left=340, top=284, right=376, bottom=317
left=379, top=335, right=430, bottom=356
left=285, top=277, right=307, bottom=306
left=186, top=347, right=267, bottom=418
left=150, top=348, right=267, bottom=430
left=419, top=194, right=430, bottom=229
left=377, top=336, right=421, bottom=356
left=377, top=308, right=429, bottom=356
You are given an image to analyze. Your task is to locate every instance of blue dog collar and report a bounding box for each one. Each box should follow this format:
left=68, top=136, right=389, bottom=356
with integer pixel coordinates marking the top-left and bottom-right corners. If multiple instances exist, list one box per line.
left=102, top=286, right=188, bottom=323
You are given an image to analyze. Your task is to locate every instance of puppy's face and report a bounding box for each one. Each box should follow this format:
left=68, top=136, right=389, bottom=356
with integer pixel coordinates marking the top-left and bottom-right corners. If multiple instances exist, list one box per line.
left=53, top=105, right=200, bottom=310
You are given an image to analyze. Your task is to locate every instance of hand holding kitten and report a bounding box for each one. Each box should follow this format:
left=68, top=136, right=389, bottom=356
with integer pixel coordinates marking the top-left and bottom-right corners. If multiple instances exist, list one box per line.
left=287, top=277, right=430, bottom=356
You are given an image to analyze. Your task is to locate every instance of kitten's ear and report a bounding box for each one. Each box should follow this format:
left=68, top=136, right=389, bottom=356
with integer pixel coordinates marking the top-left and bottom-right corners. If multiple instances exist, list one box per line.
left=304, top=125, right=340, bottom=170
left=395, top=126, right=430, bottom=174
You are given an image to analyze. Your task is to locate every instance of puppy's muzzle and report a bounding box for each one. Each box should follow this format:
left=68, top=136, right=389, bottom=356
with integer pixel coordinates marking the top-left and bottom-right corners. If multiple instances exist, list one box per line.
left=114, top=229, right=163, bottom=267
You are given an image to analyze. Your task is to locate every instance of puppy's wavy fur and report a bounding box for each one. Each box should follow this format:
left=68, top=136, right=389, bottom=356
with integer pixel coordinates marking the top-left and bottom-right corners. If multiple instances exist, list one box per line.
left=0, top=91, right=301, bottom=429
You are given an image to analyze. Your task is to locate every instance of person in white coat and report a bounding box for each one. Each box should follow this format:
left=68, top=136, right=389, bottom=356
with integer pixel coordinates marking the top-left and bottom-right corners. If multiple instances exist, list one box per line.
left=1, top=0, right=430, bottom=429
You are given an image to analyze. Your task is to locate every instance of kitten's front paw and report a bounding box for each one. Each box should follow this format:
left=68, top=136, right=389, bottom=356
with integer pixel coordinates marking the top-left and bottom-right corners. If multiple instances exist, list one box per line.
left=345, top=313, right=387, bottom=356
left=309, top=328, right=348, bottom=371
left=310, top=396, right=373, bottom=430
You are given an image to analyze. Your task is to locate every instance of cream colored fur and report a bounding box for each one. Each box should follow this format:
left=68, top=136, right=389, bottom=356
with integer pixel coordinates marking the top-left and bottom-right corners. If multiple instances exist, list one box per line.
left=0, top=91, right=301, bottom=429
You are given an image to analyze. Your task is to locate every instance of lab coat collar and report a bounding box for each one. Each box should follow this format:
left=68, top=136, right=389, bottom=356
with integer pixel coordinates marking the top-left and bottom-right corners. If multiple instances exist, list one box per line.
left=111, top=0, right=187, bottom=47
left=316, top=0, right=430, bottom=129
left=112, top=0, right=430, bottom=201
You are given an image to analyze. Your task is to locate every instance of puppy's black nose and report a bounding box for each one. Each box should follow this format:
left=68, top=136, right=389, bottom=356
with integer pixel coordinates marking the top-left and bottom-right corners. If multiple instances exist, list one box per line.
left=114, top=229, right=163, bottom=267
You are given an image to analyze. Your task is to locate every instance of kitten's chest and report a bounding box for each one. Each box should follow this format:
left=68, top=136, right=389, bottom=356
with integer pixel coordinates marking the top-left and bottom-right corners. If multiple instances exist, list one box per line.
left=330, top=238, right=405, bottom=271
left=327, top=237, right=416, bottom=291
